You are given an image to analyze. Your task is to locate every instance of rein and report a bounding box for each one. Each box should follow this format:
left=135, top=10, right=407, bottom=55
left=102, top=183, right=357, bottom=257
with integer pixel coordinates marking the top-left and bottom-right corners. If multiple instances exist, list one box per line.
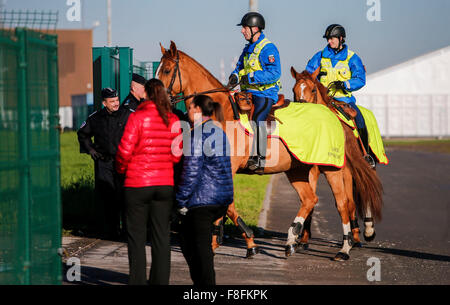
left=170, top=86, right=237, bottom=105
left=163, top=54, right=239, bottom=106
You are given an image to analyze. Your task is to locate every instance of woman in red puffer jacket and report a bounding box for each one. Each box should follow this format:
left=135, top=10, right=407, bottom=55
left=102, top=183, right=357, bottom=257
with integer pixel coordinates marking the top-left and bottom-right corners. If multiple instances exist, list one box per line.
left=116, top=78, right=182, bottom=285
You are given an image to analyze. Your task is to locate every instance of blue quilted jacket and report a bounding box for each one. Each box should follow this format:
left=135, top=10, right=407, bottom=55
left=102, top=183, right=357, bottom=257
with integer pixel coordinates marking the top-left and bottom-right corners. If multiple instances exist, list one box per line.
left=176, top=119, right=234, bottom=209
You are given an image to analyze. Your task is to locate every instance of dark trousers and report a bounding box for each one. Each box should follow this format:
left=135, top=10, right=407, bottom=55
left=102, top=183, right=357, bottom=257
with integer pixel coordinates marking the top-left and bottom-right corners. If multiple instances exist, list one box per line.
left=179, top=205, right=228, bottom=286
left=124, top=185, right=174, bottom=285
left=94, top=159, right=125, bottom=239
left=251, top=96, right=275, bottom=157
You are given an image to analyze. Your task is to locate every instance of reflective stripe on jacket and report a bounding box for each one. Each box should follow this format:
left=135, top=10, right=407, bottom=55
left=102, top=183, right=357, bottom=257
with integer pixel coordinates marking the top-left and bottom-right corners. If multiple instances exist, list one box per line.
left=306, top=44, right=366, bottom=103
left=231, top=32, right=281, bottom=101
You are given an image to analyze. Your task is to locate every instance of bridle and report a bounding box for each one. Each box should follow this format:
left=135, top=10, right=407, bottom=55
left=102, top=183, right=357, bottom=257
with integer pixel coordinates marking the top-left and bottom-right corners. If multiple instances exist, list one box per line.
left=162, top=52, right=239, bottom=106
left=164, top=52, right=183, bottom=102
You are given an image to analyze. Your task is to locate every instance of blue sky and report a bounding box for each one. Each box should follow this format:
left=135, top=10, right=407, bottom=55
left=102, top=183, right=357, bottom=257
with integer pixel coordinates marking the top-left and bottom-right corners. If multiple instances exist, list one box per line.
left=3, top=0, right=450, bottom=95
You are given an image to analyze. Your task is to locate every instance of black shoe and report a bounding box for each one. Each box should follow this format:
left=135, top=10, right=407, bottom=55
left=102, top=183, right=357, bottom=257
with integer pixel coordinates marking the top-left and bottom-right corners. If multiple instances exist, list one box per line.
left=364, top=154, right=376, bottom=169
left=247, top=156, right=265, bottom=174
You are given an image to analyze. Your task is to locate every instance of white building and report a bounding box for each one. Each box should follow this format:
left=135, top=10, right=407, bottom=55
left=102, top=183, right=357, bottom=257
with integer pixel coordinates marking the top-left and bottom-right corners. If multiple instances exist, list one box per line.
left=355, top=45, right=450, bottom=138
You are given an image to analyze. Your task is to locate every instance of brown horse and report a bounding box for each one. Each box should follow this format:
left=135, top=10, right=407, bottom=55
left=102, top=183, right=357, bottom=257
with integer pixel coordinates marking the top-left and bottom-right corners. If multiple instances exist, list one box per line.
left=158, top=41, right=375, bottom=260
left=290, top=67, right=383, bottom=245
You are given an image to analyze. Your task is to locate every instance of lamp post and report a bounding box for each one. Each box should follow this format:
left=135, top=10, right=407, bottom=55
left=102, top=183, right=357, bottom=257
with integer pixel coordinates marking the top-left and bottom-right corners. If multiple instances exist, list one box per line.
left=107, top=0, right=112, bottom=47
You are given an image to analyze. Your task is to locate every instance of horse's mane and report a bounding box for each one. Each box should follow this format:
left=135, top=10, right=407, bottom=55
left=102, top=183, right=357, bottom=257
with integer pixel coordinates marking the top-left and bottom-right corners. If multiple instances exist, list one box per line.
left=163, top=50, right=225, bottom=90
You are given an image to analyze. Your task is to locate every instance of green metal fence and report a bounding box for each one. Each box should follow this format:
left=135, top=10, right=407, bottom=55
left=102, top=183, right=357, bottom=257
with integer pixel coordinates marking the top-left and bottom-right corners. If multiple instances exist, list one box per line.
left=92, top=47, right=173, bottom=111
left=0, top=28, right=61, bottom=284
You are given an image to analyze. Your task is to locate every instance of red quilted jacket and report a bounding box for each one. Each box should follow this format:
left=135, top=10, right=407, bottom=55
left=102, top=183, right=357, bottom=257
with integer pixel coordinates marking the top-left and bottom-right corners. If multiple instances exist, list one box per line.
left=115, top=101, right=182, bottom=187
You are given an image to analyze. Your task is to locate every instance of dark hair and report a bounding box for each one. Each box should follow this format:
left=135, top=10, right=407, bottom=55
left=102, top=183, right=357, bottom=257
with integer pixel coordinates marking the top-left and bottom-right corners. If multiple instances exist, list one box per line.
left=144, top=78, right=171, bottom=126
left=192, top=95, right=224, bottom=122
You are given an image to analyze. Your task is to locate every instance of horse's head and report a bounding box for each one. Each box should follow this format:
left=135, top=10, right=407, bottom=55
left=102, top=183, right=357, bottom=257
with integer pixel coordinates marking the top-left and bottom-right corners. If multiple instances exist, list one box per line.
left=290, top=67, right=322, bottom=104
left=158, top=41, right=189, bottom=98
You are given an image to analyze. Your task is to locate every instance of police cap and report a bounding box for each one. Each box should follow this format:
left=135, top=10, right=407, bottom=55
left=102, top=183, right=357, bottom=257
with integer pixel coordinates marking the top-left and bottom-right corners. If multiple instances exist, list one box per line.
left=132, top=73, right=146, bottom=85
left=101, top=87, right=118, bottom=99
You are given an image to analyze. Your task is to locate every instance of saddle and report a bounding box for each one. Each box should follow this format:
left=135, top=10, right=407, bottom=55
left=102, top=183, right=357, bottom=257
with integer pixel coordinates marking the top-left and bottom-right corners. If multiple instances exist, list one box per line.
left=331, top=100, right=357, bottom=120
left=234, top=92, right=289, bottom=123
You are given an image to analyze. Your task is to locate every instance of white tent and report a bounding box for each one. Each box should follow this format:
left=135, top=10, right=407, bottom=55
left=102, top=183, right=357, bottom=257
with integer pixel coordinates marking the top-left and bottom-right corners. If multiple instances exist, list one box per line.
left=354, top=45, right=450, bottom=137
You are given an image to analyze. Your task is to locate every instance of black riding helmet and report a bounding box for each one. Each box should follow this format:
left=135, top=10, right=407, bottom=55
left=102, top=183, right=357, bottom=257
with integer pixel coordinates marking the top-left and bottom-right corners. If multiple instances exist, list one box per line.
left=237, top=12, right=265, bottom=42
left=237, top=12, right=265, bottom=29
left=323, top=24, right=346, bottom=39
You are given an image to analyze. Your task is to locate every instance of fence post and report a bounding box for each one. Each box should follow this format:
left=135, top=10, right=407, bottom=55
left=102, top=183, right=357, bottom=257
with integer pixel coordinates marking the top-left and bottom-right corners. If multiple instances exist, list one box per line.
left=16, top=27, right=31, bottom=285
left=119, top=47, right=132, bottom=102
left=47, top=33, right=62, bottom=284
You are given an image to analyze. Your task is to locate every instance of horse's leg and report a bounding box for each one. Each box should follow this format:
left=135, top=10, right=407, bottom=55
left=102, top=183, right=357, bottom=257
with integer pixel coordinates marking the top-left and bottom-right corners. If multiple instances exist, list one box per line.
left=297, top=166, right=320, bottom=251
left=212, top=217, right=224, bottom=254
left=343, top=166, right=362, bottom=248
left=323, top=168, right=352, bottom=261
left=284, top=168, right=318, bottom=257
left=225, top=201, right=259, bottom=258
left=363, top=206, right=376, bottom=242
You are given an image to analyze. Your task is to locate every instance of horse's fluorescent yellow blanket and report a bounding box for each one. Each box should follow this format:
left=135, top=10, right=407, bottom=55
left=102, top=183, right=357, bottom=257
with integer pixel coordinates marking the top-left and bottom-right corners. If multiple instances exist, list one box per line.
left=358, top=106, right=389, bottom=164
left=239, top=103, right=346, bottom=168
left=334, top=106, right=389, bottom=165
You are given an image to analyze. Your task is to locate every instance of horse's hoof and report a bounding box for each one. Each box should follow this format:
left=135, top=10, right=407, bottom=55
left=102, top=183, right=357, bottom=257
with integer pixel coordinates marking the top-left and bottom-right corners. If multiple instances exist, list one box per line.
left=352, top=242, right=363, bottom=248
left=364, top=231, right=376, bottom=242
left=296, top=242, right=309, bottom=252
left=333, top=252, right=350, bottom=261
left=285, top=244, right=297, bottom=257
left=246, top=247, right=259, bottom=259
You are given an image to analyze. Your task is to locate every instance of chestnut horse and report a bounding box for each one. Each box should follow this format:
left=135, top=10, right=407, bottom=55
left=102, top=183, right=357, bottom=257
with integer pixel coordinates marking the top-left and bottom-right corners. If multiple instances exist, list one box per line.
left=290, top=67, right=383, bottom=245
left=158, top=41, right=376, bottom=261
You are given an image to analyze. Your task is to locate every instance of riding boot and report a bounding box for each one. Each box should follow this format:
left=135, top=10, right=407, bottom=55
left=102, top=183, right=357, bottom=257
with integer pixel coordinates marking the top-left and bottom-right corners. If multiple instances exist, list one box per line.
left=358, top=127, right=376, bottom=168
left=247, top=123, right=267, bottom=174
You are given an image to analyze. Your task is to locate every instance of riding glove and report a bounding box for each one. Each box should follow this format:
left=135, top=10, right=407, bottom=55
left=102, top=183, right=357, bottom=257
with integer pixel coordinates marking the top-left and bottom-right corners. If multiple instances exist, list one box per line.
left=227, top=74, right=238, bottom=87
left=240, top=74, right=250, bottom=86
left=332, top=81, right=347, bottom=91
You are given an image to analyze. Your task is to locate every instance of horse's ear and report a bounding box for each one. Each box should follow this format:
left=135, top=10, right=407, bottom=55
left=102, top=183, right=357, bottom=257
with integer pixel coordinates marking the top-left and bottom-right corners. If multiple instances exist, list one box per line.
left=169, top=41, right=178, bottom=56
left=160, top=42, right=166, bottom=55
left=290, top=66, right=299, bottom=79
left=311, top=67, right=320, bottom=80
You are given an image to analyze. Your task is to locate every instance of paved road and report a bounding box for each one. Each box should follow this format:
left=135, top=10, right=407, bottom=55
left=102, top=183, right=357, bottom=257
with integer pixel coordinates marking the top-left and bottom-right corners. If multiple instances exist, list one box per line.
left=64, top=148, right=450, bottom=285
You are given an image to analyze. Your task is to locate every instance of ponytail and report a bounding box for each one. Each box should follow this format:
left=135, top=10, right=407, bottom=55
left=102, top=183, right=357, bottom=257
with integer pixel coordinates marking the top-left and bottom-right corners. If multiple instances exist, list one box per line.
left=212, top=102, right=224, bottom=122
left=145, top=78, right=171, bottom=126
left=192, top=95, right=224, bottom=122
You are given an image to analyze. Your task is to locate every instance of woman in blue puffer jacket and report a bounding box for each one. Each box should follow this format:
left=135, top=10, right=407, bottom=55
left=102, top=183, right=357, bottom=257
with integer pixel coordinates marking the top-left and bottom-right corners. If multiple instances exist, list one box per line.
left=176, top=94, right=233, bottom=286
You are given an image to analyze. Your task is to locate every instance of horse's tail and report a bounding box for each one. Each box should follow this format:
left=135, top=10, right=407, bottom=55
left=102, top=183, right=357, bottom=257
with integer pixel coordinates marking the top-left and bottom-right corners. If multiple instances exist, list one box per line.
left=343, top=125, right=383, bottom=222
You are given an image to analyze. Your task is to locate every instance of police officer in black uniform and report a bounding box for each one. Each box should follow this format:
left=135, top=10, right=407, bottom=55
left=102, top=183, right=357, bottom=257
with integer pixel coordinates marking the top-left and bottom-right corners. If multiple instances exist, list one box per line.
left=120, top=73, right=147, bottom=111
left=77, top=88, right=131, bottom=240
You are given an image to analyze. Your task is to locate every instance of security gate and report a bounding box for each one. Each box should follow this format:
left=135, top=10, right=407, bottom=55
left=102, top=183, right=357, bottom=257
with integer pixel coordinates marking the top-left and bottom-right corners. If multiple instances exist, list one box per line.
left=0, top=28, right=61, bottom=284
left=92, top=47, right=187, bottom=112
left=93, top=47, right=159, bottom=110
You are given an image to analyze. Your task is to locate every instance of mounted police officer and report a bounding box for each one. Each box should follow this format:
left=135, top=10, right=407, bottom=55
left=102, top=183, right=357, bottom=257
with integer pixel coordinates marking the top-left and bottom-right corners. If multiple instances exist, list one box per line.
left=120, top=73, right=146, bottom=111
left=77, top=88, right=131, bottom=240
left=228, top=12, right=282, bottom=173
left=305, top=24, right=374, bottom=167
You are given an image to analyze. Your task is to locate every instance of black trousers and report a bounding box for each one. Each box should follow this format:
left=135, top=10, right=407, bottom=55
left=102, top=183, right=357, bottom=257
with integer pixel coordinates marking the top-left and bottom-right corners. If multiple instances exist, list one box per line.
left=179, top=205, right=228, bottom=286
left=124, top=185, right=174, bottom=285
left=94, top=159, right=125, bottom=239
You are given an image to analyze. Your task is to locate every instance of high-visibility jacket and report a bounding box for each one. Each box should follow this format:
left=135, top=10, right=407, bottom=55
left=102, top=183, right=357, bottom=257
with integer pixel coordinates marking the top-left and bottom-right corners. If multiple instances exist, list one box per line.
left=306, top=44, right=366, bottom=104
left=231, top=32, right=281, bottom=102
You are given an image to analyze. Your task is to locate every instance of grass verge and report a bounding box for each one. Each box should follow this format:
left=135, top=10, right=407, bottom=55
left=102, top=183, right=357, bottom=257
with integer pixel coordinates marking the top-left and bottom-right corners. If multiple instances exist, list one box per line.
left=60, top=132, right=271, bottom=236
left=383, top=139, right=450, bottom=154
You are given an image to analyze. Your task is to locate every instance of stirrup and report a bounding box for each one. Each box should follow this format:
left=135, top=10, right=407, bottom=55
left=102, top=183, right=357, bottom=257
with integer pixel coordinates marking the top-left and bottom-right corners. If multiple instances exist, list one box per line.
left=247, top=156, right=265, bottom=174
left=364, top=154, right=376, bottom=169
